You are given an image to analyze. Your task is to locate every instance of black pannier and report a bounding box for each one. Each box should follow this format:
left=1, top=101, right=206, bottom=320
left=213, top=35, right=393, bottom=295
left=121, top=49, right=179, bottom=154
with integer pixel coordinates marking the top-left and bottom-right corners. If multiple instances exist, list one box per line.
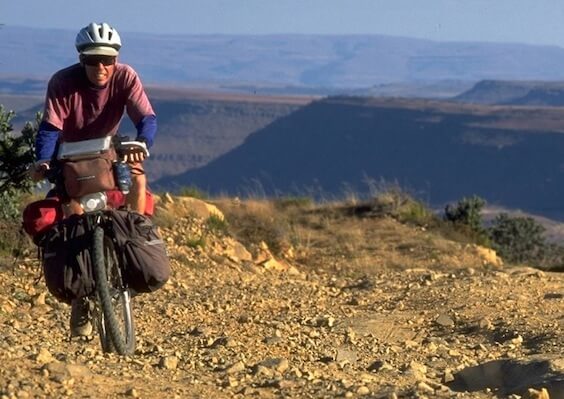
left=40, top=210, right=170, bottom=303
left=41, top=215, right=95, bottom=304
left=108, top=209, right=170, bottom=293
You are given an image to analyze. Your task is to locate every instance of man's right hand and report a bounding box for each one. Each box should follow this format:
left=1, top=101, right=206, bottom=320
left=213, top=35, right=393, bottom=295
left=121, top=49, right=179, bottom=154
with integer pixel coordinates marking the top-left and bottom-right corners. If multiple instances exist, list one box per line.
left=30, top=162, right=50, bottom=182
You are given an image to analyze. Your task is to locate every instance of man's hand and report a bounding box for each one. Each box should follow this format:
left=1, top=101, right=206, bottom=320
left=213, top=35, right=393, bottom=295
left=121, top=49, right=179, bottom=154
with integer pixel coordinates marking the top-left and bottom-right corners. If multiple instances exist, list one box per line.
left=29, top=162, right=50, bottom=182
left=119, top=141, right=149, bottom=164
left=124, top=149, right=147, bottom=164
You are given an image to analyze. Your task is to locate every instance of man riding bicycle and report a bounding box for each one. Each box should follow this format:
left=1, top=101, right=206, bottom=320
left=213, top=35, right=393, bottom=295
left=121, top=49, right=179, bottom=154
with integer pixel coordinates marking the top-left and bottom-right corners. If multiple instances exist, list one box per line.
left=31, top=22, right=158, bottom=337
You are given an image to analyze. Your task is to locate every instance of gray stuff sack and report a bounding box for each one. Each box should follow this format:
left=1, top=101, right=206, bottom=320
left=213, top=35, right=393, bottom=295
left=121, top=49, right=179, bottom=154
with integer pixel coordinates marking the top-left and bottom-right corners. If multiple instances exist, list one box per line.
left=108, top=209, right=170, bottom=293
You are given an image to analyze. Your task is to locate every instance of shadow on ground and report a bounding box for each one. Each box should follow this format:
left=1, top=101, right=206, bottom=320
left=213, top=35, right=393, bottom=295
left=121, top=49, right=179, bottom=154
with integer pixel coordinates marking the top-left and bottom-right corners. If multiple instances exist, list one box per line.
left=447, top=357, right=564, bottom=397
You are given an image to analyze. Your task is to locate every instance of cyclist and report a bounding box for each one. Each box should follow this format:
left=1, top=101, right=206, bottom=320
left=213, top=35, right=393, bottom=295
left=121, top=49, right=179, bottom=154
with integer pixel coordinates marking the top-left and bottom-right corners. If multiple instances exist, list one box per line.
left=31, top=22, right=157, bottom=337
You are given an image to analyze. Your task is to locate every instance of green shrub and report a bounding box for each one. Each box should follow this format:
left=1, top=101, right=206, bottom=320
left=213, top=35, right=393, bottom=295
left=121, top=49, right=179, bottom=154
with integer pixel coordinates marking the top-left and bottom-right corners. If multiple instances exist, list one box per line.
left=395, top=196, right=436, bottom=226
left=488, top=213, right=546, bottom=264
left=359, top=188, right=437, bottom=226
left=205, top=214, right=229, bottom=235
left=185, top=235, right=206, bottom=249
left=444, top=195, right=486, bottom=233
left=0, top=107, right=40, bottom=259
left=0, top=107, right=40, bottom=195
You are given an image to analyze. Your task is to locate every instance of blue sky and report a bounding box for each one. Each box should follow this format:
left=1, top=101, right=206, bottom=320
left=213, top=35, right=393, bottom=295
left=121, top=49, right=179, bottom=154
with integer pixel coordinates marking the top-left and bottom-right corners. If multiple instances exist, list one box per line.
left=4, top=0, right=564, bottom=47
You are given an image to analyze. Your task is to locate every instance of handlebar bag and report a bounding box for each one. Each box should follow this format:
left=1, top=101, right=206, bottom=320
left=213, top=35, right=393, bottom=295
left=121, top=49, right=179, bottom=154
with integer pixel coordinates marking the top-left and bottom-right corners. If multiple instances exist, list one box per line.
left=62, top=152, right=116, bottom=197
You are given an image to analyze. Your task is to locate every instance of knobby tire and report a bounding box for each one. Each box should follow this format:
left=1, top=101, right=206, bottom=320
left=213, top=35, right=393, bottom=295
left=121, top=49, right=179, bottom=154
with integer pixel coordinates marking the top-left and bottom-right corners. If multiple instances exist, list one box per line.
left=92, top=225, right=135, bottom=355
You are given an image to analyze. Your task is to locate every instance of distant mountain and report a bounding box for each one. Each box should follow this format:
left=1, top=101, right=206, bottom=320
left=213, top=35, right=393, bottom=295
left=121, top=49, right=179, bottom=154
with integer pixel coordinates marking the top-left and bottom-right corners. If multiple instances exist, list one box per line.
left=155, top=96, right=564, bottom=220
left=455, top=80, right=564, bottom=105
left=140, top=90, right=310, bottom=180
left=0, top=88, right=311, bottom=181
left=4, top=26, right=564, bottom=93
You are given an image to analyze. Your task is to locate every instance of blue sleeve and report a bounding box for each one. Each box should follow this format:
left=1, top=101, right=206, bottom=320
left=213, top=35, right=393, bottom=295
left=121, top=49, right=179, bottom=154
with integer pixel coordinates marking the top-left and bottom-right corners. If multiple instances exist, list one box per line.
left=135, top=115, right=157, bottom=148
left=36, top=121, right=60, bottom=161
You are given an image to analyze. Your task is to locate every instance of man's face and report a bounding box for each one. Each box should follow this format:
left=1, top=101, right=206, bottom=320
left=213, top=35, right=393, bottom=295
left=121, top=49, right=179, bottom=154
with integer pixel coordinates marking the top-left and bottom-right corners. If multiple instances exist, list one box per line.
left=81, top=55, right=117, bottom=87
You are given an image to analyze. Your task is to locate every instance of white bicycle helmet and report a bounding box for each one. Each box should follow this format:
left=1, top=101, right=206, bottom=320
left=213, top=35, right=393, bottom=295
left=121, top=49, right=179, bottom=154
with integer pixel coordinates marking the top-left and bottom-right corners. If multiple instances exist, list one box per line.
left=75, top=22, right=121, bottom=56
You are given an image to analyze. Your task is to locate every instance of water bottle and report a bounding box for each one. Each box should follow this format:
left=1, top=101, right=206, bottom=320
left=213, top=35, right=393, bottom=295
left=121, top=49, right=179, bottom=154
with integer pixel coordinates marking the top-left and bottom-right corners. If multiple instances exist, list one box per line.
left=114, top=161, right=132, bottom=194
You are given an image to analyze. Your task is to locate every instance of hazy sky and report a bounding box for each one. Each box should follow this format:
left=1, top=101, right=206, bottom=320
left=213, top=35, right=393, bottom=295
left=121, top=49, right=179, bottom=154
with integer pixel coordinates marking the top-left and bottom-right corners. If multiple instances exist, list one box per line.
left=4, top=0, right=564, bottom=47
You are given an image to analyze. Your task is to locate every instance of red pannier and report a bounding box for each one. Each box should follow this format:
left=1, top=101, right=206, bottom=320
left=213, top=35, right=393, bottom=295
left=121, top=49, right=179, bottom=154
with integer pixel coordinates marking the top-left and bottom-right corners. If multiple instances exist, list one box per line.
left=22, top=197, right=64, bottom=243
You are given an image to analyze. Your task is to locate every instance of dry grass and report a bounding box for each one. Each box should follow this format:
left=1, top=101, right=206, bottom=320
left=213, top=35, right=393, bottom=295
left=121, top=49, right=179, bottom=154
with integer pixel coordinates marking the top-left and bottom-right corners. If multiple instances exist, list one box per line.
left=211, top=191, right=491, bottom=274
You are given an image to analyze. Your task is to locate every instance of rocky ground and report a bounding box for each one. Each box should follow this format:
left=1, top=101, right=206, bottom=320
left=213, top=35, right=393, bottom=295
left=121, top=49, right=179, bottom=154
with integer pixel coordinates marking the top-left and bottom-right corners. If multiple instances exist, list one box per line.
left=0, top=196, right=562, bottom=399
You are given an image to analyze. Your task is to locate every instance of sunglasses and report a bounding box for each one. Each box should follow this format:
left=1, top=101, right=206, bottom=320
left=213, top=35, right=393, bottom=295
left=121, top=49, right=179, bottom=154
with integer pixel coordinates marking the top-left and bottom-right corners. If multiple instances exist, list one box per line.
left=82, top=56, right=116, bottom=66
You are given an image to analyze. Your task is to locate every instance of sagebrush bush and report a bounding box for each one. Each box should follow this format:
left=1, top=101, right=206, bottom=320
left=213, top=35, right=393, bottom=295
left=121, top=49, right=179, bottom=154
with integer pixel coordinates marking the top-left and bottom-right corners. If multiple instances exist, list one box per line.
left=488, top=213, right=546, bottom=264
left=444, top=195, right=486, bottom=233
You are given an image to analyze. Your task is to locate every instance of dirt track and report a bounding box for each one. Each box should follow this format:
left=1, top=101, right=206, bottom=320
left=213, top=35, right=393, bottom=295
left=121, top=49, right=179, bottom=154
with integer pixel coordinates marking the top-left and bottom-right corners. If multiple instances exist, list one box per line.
left=0, top=201, right=562, bottom=399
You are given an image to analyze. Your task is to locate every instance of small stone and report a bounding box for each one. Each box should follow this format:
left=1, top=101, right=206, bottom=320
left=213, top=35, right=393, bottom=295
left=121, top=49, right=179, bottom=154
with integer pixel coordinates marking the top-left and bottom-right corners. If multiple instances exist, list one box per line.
left=478, top=318, right=493, bottom=329
left=443, top=370, right=455, bottom=383
left=367, top=360, right=394, bottom=372
left=356, top=386, right=370, bottom=395
left=510, top=335, right=523, bottom=345
left=225, top=361, right=245, bottom=374
left=222, top=376, right=239, bottom=388
left=264, top=336, right=282, bottom=345
left=159, top=356, right=179, bottom=370
left=276, top=379, right=295, bottom=389
left=340, top=379, right=353, bottom=389
left=336, top=348, right=358, bottom=365
left=125, top=388, right=139, bottom=398
left=416, top=381, right=435, bottom=394
left=525, top=387, right=550, bottom=399
left=326, top=316, right=336, bottom=328
left=253, top=365, right=273, bottom=377
left=257, top=357, right=289, bottom=373
left=405, top=361, right=427, bottom=380
left=405, top=340, right=419, bottom=348
left=33, top=292, right=47, bottom=306
left=448, top=349, right=461, bottom=357
left=435, top=313, right=455, bottom=327
left=35, top=348, right=54, bottom=364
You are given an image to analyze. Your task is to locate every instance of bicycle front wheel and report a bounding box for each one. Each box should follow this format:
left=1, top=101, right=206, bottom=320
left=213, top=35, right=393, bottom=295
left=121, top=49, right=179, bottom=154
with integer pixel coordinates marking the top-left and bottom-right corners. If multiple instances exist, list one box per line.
left=91, top=225, right=136, bottom=355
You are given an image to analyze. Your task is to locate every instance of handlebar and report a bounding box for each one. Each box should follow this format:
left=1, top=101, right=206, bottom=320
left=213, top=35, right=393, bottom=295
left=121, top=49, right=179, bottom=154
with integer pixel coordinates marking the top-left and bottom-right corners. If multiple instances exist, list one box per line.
left=116, top=140, right=150, bottom=158
left=36, top=138, right=149, bottom=184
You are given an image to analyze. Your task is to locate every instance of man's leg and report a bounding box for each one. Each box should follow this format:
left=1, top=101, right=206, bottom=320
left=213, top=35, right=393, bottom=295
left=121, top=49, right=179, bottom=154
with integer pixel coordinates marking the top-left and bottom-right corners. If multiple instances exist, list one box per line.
left=126, top=162, right=146, bottom=214
left=70, top=297, right=93, bottom=337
